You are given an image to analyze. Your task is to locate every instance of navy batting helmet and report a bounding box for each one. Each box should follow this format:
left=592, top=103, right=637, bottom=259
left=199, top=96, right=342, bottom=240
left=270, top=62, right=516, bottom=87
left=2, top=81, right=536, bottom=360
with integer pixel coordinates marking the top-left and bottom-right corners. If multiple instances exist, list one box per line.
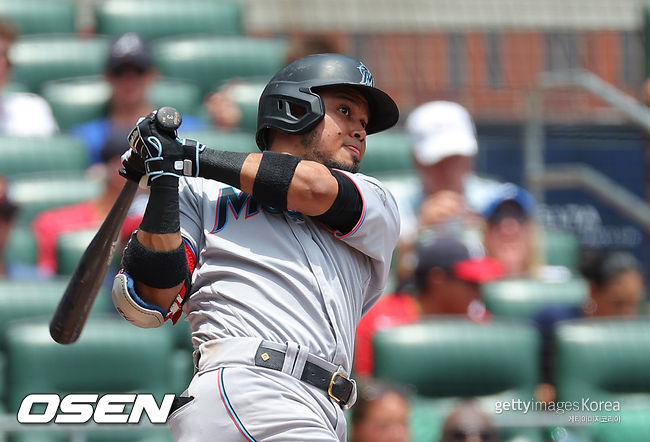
left=255, top=53, right=399, bottom=150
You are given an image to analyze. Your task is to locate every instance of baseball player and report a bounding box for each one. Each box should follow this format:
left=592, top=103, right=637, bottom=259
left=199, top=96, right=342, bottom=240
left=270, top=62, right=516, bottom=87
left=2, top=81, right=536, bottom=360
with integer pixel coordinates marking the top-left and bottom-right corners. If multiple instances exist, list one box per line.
left=113, top=53, right=400, bottom=441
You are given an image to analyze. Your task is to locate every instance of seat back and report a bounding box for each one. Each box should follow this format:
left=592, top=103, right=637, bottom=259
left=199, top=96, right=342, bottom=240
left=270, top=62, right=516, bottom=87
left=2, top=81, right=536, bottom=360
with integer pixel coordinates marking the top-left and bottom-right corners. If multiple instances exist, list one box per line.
left=10, top=35, right=110, bottom=93
left=372, top=318, right=539, bottom=399
left=5, top=316, right=174, bottom=412
left=359, top=129, right=413, bottom=179
left=481, top=277, right=588, bottom=320
left=0, top=135, right=89, bottom=176
left=56, top=229, right=122, bottom=276
left=180, top=129, right=258, bottom=154
left=554, top=318, right=650, bottom=407
left=541, top=229, right=580, bottom=271
left=9, top=172, right=103, bottom=225
left=0, top=0, right=76, bottom=34
left=95, top=0, right=242, bottom=39
left=4, top=225, right=37, bottom=266
left=41, top=76, right=204, bottom=130
left=153, top=36, right=288, bottom=96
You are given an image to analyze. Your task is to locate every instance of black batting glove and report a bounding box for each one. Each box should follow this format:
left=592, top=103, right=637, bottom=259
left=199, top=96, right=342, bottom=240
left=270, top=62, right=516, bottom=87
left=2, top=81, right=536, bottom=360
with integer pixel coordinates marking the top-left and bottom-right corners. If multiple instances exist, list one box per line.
left=119, top=148, right=146, bottom=183
left=128, top=111, right=206, bottom=182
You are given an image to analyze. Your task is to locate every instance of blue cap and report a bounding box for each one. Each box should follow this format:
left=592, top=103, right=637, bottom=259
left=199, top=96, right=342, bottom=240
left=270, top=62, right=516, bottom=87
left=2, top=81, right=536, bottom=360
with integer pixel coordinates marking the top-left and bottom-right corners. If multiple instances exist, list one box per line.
left=482, top=183, right=536, bottom=221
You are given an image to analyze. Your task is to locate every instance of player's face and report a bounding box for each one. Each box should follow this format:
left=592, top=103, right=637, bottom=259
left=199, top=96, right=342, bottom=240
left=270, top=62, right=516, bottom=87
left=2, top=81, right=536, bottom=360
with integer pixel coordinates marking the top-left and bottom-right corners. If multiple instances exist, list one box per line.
left=301, top=87, right=369, bottom=173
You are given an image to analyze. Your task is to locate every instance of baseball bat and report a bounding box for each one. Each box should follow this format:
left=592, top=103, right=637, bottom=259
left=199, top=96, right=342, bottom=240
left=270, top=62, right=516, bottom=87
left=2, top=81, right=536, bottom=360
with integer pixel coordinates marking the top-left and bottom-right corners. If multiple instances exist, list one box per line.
left=49, top=107, right=182, bottom=345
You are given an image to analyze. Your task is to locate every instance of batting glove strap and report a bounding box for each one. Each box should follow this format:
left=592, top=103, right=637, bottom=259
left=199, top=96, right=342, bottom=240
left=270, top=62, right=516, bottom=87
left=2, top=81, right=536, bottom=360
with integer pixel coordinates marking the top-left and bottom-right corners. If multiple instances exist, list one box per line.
left=112, top=271, right=166, bottom=328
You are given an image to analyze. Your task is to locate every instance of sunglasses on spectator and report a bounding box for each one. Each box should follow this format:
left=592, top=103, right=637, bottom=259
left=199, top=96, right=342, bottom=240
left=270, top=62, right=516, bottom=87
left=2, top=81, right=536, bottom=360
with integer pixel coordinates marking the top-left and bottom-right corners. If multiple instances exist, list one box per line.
left=108, top=65, right=148, bottom=77
left=446, top=427, right=498, bottom=441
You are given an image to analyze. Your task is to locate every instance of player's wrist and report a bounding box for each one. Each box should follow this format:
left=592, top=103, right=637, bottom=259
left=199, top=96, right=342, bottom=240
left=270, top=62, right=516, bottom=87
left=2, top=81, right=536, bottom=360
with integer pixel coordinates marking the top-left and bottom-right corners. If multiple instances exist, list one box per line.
left=140, top=175, right=180, bottom=234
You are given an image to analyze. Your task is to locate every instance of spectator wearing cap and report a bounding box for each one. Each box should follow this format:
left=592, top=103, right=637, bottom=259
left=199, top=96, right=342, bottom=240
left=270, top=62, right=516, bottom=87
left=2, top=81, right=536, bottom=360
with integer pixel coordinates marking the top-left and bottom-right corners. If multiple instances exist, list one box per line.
left=71, top=32, right=204, bottom=165
left=354, top=236, right=504, bottom=376
left=401, top=101, right=501, bottom=241
left=481, top=183, right=539, bottom=278
left=392, top=101, right=501, bottom=291
left=32, top=129, right=144, bottom=276
left=0, top=18, right=58, bottom=136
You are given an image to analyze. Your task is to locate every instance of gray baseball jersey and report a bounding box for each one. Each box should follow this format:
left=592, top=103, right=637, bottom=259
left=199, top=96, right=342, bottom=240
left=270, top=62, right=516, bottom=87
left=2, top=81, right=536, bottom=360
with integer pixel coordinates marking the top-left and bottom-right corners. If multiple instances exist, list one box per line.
left=178, top=170, right=400, bottom=375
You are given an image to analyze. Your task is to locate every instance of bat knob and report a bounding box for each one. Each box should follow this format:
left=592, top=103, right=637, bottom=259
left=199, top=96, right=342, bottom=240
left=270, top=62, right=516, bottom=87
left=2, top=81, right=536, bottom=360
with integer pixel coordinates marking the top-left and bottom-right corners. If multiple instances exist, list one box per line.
left=155, top=106, right=182, bottom=133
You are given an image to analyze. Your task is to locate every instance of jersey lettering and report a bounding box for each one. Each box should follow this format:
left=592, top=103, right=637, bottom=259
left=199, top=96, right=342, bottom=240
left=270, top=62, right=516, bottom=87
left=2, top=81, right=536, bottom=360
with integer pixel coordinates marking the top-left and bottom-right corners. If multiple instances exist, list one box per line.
left=211, top=187, right=259, bottom=233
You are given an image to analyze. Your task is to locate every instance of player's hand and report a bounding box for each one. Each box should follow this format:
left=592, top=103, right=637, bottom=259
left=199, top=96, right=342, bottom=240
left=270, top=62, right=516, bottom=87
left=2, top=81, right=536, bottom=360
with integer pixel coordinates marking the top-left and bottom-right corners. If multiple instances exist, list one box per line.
left=417, top=190, right=468, bottom=230
left=128, top=111, right=184, bottom=181
left=128, top=110, right=206, bottom=181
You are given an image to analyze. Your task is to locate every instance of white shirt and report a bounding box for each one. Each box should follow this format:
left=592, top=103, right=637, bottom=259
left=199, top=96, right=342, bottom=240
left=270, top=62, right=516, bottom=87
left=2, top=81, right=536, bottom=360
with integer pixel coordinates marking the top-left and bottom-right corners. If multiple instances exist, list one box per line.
left=0, top=92, right=58, bottom=136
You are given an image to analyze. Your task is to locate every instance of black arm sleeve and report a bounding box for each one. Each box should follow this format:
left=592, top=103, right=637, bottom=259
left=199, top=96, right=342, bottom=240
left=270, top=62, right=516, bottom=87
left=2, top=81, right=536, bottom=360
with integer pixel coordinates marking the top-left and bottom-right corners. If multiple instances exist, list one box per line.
left=314, top=170, right=363, bottom=235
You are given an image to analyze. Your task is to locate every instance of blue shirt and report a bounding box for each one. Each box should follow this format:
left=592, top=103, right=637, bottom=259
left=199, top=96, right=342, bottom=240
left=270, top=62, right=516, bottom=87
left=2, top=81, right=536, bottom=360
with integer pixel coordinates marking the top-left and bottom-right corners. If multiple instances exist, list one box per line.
left=71, top=116, right=206, bottom=165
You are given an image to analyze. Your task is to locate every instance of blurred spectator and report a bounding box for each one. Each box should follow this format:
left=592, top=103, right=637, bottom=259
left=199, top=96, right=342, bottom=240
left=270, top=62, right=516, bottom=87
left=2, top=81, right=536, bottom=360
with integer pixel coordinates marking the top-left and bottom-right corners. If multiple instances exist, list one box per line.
left=532, top=249, right=645, bottom=401
left=32, top=129, right=144, bottom=276
left=481, top=183, right=539, bottom=278
left=0, top=176, right=44, bottom=279
left=439, top=401, right=500, bottom=442
left=402, top=101, right=501, bottom=241
left=354, top=236, right=504, bottom=376
left=350, top=379, right=410, bottom=442
left=71, top=32, right=204, bottom=165
left=0, top=18, right=58, bottom=136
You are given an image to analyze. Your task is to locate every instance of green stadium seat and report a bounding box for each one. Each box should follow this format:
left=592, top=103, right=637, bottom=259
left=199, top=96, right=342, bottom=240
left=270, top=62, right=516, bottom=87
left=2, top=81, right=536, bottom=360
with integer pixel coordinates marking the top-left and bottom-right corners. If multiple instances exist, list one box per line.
left=56, top=229, right=122, bottom=276
left=41, top=76, right=205, bottom=130
left=0, top=279, right=112, bottom=341
left=373, top=318, right=540, bottom=400
left=10, top=35, right=110, bottom=93
left=180, top=129, right=258, bottom=153
left=5, top=316, right=176, bottom=441
left=9, top=172, right=103, bottom=225
left=541, top=229, right=580, bottom=271
left=554, top=318, right=650, bottom=408
left=153, top=35, right=288, bottom=96
left=0, top=135, right=89, bottom=176
left=481, top=277, right=588, bottom=320
left=358, top=129, right=413, bottom=178
left=0, top=0, right=76, bottom=35
left=208, top=77, right=267, bottom=132
left=95, top=0, right=242, bottom=39
left=4, top=225, right=37, bottom=266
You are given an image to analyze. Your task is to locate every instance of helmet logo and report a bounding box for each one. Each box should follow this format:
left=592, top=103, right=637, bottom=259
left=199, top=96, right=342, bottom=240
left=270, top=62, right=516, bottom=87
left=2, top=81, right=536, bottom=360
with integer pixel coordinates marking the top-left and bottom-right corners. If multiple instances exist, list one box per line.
left=358, top=62, right=374, bottom=87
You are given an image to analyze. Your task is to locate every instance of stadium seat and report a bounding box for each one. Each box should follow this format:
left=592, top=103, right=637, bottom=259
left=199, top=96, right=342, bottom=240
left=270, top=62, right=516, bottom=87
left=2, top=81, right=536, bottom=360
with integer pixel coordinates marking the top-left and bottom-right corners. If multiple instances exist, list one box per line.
left=153, top=35, right=288, bottom=96
left=41, top=76, right=204, bottom=130
left=10, top=35, right=110, bottom=93
left=5, top=316, right=176, bottom=441
left=0, top=135, right=89, bottom=177
left=94, top=0, right=242, bottom=39
left=4, top=225, right=37, bottom=266
left=359, top=129, right=413, bottom=178
left=9, top=172, right=103, bottom=225
left=541, top=229, right=580, bottom=271
left=180, top=129, right=258, bottom=153
left=554, top=318, right=650, bottom=407
left=0, top=279, right=112, bottom=342
left=481, top=277, right=588, bottom=320
left=372, top=318, right=539, bottom=400
left=56, top=229, right=123, bottom=276
left=0, top=0, right=76, bottom=34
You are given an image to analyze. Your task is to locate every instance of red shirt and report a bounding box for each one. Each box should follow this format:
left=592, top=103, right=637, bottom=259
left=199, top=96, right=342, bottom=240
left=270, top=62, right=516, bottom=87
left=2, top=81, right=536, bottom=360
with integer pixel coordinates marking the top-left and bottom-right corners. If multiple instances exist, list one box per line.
left=354, top=292, right=420, bottom=376
left=32, top=201, right=141, bottom=275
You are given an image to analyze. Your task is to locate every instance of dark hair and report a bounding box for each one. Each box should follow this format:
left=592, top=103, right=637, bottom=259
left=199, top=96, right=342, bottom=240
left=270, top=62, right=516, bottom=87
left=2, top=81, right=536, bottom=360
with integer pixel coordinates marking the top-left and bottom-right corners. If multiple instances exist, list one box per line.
left=579, top=249, right=641, bottom=288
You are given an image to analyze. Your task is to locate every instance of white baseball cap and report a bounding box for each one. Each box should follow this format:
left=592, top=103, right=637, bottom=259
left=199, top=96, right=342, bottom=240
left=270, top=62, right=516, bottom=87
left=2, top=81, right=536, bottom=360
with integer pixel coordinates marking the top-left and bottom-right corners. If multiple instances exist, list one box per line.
left=406, top=101, right=478, bottom=165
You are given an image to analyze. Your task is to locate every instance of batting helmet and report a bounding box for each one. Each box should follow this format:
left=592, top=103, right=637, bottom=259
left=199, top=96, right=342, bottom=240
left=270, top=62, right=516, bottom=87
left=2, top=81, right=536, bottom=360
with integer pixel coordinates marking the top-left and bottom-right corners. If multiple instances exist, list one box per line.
left=255, top=53, right=399, bottom=150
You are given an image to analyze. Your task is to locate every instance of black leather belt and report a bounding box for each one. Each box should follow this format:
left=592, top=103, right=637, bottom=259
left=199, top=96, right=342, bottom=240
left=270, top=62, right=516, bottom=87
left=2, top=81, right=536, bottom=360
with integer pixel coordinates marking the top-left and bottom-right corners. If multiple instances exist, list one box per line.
left=254, top=344, right=355, bottom=409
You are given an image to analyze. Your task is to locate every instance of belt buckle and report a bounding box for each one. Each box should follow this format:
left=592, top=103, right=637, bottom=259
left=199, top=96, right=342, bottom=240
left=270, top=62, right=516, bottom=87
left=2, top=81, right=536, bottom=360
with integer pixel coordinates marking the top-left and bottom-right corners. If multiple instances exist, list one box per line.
left=327, top=372, right=349, bottom=405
